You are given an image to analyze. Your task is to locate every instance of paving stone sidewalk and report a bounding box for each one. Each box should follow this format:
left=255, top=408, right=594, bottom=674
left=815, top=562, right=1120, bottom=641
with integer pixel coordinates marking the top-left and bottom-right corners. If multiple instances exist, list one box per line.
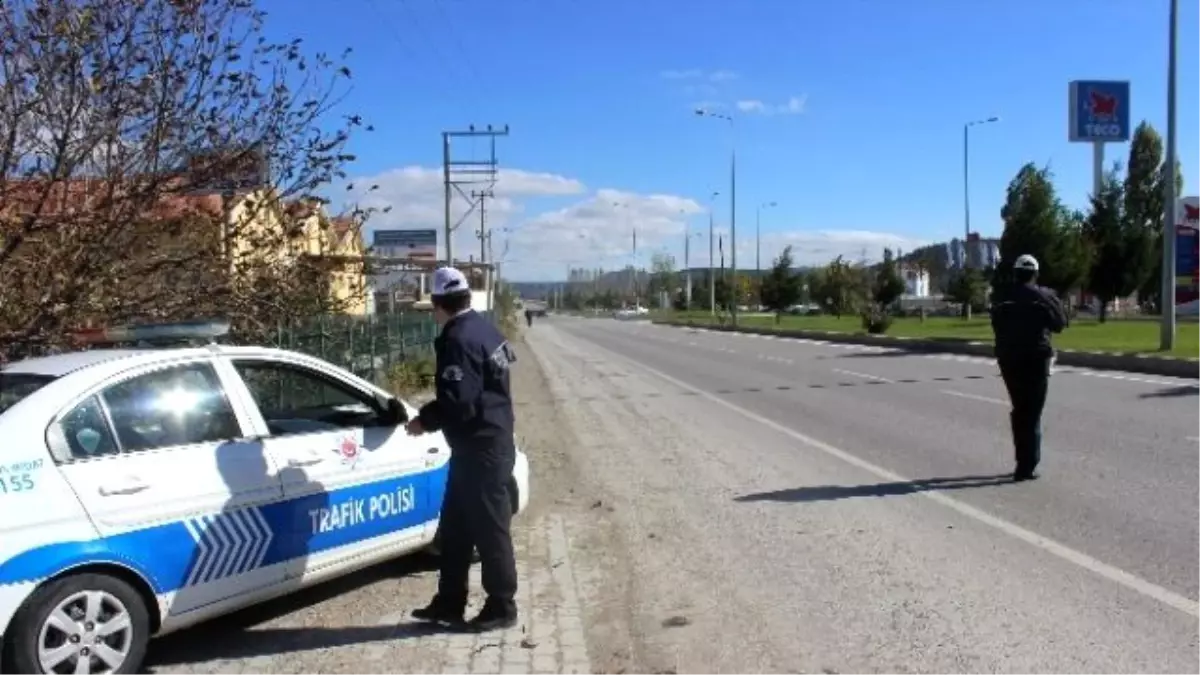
left=149, top=515, right=592, bottom=674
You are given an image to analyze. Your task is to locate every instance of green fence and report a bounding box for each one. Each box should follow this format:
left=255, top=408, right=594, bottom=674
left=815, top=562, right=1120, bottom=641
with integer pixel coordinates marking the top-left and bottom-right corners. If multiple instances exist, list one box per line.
left=266, top=313, right=439, bottom=387
left=264, top=310, right=497, bottom=387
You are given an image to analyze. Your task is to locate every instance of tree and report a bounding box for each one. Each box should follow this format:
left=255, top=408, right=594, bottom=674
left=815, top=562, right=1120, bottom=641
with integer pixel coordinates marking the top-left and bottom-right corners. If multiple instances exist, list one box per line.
left=873, top=248, right=906, bottom=308
left=811, top=256, right=866, bottom=318
left=1127, top=122, right=1185, bottom=310
left=1083, top=167, right=1143, bottom=322
left=759, top=245, right=802, bottom=322
left=945, top=267, right=988, bottom=316
left=0, top=0, right=372, bottom=354
left=997, top=163, right=1089, bottom=296
left=647, top=253, right=678, bottom=301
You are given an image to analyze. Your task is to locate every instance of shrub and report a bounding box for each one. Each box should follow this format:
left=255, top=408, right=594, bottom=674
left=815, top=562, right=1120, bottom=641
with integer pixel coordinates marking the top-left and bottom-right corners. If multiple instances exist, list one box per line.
left=860, top=307, right=894, bottom=334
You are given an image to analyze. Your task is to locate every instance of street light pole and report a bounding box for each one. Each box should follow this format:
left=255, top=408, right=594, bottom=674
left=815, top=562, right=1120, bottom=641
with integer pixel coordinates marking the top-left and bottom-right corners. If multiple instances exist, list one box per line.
left=708, top=190, right=719, bottom=316
left=1161, top=0, right=1179, bottom=350
left=697, top=109, right=736, bottom=325
left=963, top=116, right=1000, bottom=268
left=756, top=201, right=776, bottom=309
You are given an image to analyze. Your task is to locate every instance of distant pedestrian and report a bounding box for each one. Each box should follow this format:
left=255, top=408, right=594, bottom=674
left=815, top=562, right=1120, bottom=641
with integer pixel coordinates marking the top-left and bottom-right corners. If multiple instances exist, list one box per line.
left=989, top=254, right=1068, bottom=481
left=525, top=309, right=533, bottom=327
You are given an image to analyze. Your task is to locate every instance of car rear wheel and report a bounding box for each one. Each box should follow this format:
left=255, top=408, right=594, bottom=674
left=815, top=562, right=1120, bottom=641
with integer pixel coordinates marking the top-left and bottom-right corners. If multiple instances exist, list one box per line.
left=2, top=573, right=150, bottom=674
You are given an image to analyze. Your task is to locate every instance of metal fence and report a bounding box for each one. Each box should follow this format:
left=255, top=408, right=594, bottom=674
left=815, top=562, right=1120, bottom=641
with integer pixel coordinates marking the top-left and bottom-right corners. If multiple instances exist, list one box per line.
left=264, top=311, right=496, bottom=387
left=265, top=313, right=439, bottom=387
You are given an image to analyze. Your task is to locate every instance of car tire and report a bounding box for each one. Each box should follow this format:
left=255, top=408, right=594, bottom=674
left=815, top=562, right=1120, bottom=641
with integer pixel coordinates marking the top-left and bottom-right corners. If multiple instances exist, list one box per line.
left=2, top=573, right=151, bottom=675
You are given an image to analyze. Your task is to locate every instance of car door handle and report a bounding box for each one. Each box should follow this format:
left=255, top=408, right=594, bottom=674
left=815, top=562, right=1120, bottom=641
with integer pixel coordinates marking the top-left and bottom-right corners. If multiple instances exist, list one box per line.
left=98, top=480, right=149, bottom=496
left=288, top=456, right=325, bottom=467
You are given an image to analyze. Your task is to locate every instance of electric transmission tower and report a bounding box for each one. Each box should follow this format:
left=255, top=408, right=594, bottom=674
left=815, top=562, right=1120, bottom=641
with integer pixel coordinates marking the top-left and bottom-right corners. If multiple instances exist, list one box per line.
left=441, top=124, right=509, bottom=264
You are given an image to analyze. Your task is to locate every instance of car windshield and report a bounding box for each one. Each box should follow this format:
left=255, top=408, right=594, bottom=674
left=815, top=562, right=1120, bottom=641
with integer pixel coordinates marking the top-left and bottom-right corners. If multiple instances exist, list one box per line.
left=0, top=372, right=58, bottom=415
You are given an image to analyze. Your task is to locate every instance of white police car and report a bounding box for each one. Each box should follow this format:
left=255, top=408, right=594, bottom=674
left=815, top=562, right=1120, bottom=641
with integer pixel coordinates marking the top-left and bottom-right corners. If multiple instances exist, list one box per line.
left=0, top=321, right=530, bottom=674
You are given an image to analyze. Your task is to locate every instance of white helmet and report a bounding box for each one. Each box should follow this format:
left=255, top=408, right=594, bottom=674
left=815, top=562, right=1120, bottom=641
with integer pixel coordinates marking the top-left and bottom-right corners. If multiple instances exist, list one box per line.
left=1013, top=254, right=1039, bottom=271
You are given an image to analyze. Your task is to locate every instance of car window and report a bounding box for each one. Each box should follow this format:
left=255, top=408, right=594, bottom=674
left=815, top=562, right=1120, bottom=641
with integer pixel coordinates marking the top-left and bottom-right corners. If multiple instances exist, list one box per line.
left=60, top=395, right=120, bottom=459
left=0, top=372, right=57, bottom=416
left=99, top=362, right=241, bottom=453
left=233, top=360, right=383, bottom=436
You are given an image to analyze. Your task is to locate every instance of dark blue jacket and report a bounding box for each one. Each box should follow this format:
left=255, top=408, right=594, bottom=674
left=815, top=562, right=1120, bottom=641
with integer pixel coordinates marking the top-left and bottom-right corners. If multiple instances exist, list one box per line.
left=418, top=310, right=516, bottom=456
left=990, top=282, right=1069, bottom=361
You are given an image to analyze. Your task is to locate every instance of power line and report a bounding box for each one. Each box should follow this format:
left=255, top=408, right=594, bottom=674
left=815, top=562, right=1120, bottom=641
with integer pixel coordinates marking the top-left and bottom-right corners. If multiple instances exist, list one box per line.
left=363, top=0, right=470, bottom=110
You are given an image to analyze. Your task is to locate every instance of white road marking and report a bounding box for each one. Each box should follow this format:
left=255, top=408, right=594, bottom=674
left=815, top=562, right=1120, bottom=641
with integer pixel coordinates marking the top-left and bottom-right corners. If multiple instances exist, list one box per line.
left=578, top=335, right=1200, bottom=619
left=832, top=368, right=895, bottom=384
left=940, top=389, right=1009, bottom=406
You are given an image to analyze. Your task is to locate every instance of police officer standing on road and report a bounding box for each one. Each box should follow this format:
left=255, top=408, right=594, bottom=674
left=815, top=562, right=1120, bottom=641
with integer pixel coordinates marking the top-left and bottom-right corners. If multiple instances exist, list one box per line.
left=407, top=266, right=520, bottom=632
left=989, top=254, right=1068, bottom=481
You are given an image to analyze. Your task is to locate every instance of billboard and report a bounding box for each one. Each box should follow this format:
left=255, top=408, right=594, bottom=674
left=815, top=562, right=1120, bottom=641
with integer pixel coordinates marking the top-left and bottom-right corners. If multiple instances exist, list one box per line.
left=1175, top=196, right=1199, bottom=305
left=373, top=229, right=437, bottom=260
left=1068, top=80, right=1131, bottom=143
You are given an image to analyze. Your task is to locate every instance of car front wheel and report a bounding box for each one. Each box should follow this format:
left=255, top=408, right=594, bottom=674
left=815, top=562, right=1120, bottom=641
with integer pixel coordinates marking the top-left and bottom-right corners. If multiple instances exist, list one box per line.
left=2, top=573, right=150, bottom=675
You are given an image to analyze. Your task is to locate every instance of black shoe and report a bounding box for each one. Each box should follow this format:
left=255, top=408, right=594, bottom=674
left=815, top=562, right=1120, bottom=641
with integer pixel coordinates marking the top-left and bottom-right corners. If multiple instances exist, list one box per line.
left=412, top=599, right=465, bottom=625
left=465, top=603, right=518, bottom=633
left=1012, top=470, right=1040, bottom=482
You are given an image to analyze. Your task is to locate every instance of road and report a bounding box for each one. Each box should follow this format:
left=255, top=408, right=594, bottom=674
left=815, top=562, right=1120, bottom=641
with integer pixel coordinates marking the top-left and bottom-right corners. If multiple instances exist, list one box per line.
left=520, top=316, right=1198, bottom=674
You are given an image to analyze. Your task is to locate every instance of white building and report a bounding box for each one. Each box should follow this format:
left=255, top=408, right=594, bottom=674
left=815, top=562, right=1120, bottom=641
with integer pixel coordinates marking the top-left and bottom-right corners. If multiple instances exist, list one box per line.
left=900, top=264, right=932, bottom=298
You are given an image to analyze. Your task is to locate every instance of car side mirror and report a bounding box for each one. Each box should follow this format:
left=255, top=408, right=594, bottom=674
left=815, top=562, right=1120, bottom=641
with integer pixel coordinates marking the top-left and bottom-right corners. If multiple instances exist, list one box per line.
left=386, top=397, right=408, bottom=426
left=375, top=393, right=409, bottom=426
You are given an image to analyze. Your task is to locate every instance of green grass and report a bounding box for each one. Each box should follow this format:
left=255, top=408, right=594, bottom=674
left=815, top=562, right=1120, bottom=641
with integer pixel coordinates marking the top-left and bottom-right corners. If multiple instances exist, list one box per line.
left=660, top=311, right=1199, bottom=359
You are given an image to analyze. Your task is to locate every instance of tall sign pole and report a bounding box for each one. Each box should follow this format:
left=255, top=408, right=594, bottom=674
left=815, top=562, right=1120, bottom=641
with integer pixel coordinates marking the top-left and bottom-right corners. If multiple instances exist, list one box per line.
left=1160, top=0, right=1180, bottom=350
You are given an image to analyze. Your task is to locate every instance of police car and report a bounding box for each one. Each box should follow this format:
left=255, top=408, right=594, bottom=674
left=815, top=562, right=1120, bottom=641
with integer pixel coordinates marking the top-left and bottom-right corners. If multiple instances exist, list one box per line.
left=0, top=321, right=530, bottom=674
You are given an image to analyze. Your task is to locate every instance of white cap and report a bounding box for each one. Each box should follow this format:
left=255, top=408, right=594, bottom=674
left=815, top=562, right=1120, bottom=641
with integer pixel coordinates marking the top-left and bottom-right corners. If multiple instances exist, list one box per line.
left=1014, top=254, right=1039, bottom=271
left=431, top=267, right=470, bottom=296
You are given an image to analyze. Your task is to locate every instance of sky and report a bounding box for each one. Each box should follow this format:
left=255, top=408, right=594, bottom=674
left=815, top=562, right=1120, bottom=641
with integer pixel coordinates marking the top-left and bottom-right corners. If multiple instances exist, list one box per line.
left=259, top=0, right=1200, bottom=282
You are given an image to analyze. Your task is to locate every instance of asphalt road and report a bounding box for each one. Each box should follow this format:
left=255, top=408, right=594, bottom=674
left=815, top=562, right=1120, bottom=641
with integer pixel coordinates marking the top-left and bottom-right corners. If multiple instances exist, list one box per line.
left=525, top=316, right=1199, bottom=673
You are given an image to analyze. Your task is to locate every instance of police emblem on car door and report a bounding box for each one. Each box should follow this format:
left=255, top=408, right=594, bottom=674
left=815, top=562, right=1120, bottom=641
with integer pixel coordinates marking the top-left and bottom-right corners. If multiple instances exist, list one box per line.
left=225, top=357, right=433, bottom=577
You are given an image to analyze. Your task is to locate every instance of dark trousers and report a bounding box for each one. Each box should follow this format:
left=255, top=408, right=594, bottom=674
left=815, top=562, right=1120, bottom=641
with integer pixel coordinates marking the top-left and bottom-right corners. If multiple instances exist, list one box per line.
left=997, top=356, right=1051, bottom=473
left=437, top=451, right=518, bottom=614
left=525, top=314, right=533, bottom=327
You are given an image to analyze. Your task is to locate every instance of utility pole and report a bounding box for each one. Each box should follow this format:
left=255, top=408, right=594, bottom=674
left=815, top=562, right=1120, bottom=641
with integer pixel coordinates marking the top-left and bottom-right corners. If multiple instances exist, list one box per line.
left=472, top=189, right=494, bottom=263
left=708, top=190, right=719, bottom=317
left=441, top=124, right=509, bottom=265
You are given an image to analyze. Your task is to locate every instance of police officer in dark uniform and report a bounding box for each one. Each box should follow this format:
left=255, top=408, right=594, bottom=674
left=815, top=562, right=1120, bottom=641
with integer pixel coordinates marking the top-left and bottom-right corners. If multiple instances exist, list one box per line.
left=407, top=266, right=520, bottom=631
left=989, top=254, right=1069, bottom=481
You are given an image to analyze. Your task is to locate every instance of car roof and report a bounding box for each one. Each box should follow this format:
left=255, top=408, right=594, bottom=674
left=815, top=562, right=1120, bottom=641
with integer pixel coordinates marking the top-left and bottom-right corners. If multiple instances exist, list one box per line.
left=1, top=344, right=310, bottom=378
left=2, top=349, right=162, bottom=377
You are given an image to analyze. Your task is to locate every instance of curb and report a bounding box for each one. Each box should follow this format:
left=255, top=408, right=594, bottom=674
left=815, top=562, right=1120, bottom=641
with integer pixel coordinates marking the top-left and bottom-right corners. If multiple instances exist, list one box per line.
left=652, top=320, right=1199, bottom=380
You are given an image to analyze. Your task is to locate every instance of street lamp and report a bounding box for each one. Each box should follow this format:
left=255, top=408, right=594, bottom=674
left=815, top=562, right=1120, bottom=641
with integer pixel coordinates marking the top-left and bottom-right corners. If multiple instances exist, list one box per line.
left=681, top=208, right=701, bottom=309
left=756, top=201, right=777, bottom=309
left=963, top=116, right=1000, bottom=268
left=696, top=108, right=737, bottom=325
left=1161, top=0, right=1179, bottom=350
left=707, top=190, right=719, bottom=316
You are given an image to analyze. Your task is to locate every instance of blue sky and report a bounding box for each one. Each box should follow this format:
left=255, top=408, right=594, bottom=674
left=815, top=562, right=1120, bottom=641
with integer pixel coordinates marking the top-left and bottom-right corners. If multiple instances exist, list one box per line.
left=261, top=0, right=1200, bottom=281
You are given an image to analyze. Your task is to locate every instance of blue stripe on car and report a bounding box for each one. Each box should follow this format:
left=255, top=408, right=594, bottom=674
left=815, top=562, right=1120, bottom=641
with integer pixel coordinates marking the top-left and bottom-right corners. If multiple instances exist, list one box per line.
left=0, top=464, right=449, bottom=592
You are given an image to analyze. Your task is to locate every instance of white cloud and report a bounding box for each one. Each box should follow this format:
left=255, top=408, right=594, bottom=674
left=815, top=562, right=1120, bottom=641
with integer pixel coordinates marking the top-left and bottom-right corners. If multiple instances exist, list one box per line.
left=753, top=230, right=930, bottom=268
left=341, top=164, right=926, bottom=281
left=505, top=188, right=705, bottom=279
left=735, top=95, right=807, bottom=116
left=660, top=68, right=740, bottom=83
left=343, top=166, right=585, bottom=264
